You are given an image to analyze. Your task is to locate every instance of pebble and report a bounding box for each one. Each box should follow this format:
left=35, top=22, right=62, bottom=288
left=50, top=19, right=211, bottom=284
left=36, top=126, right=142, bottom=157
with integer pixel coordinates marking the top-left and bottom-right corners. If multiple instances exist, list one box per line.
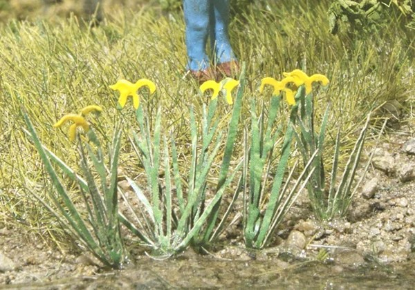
left=384, top=220, right=396, bottom=232
left=0, top=251, right=16, bottom=272
left=397, top=197, right=409, bottom=208
left=369, top=227, right=381, bottom=237
left=285, top=230, right=307, bottom=250
left=399, top=164, right=415, bottom=182
left=362, top=178, right=378, bottom=199
left=334, top=250, right=365, bottom=267
left=295, top=220, right=319, bottom=237
left=372, top=240, right=386, bottom=253
left=402, top=139, right=415, bottom=155
left=372, top=155, right=395, bottom=175
left=329, top=220, right=351, bottom=234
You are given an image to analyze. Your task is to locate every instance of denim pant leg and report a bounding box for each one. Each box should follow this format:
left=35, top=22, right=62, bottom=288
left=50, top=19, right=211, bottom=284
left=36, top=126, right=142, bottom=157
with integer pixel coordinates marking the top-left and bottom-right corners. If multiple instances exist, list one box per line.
left=183, top=0, right=211, bottom=71
left=212, top=0, right=236, bottom=64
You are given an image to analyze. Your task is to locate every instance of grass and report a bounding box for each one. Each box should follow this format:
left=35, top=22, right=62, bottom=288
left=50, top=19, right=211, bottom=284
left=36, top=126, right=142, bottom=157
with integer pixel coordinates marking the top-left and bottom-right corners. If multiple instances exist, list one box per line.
left=0, top=0, right=414, bottom=254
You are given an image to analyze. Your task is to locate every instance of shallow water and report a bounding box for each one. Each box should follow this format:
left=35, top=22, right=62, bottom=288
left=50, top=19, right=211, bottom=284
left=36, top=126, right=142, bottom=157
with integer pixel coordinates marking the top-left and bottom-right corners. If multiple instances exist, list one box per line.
left=6, top=254, right=415, bottom=289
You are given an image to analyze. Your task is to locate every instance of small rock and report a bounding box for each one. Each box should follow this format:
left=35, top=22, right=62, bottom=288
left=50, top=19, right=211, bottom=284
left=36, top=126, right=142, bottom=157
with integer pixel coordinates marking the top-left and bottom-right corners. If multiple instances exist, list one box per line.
left=362, top=178, right=378, bottom=199
left=285, top=230, right=307, bottom=250
left=329, top=220, right=351, bottom=234
left=334, top=250, right=365, bottom=267
left=405, top=216, right=415, bottom=225
left=397, top=197, right=409, bottom=207
left=369, top=227, right=380, bottom=237
left=372, top=240, right=386, bottom=254
left=218, top=246, right=252, bottom=261
left=373, top=148, right=386, bottom=157
left=399, top=164, right=415, bottom=182
left=402, top=139, right=415, bottom=155
left=325, top=229, right=334, bottom=235
left=396, top=213, right=404, bottom=220
left=0, top=251, right=16, bottom=272
left=392, top=235, right=404, bottom=241
left=332, top=265, right=344, bottom=273
left=295, top=220, right=319, bottom=237
left=384, top=220, right=396, bottom=232
left=372, top=155, right=395, bottom=174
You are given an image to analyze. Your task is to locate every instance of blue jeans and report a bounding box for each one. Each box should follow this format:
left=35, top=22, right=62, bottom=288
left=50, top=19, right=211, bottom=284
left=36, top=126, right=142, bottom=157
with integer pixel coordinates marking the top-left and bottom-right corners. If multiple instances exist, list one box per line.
left=184, top=0, right=236, bottom=71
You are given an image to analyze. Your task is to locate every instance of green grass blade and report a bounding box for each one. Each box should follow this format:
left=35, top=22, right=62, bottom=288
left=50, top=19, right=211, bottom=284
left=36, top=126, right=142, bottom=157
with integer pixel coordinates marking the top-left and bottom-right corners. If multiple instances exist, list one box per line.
left=118, top=212, right=154, bottom=246
left=175, top=162, right=243, bottom=252
left=176, top=132, right=223, bottom=235
left=201, top=65, right=246, bottom=240
left=79, top=142, right=107, bottom=229
left=164, top=137, right=172, bottom=241
left=327, top=128, right=341, bottom=214
left=216, top=63, right=245, bottom=190
left=337, top=114, right=371, bottom=215
left=126, top=177, right=154, bottom=221
left=150, top=108, right=163, bottom=236
left=188, top=107, right=198, bottom=198
left=210, top=165, right=244, bottom=242
left=255, top=122, right=294, bottom=247
left=171, top=136, right=185, bottom=214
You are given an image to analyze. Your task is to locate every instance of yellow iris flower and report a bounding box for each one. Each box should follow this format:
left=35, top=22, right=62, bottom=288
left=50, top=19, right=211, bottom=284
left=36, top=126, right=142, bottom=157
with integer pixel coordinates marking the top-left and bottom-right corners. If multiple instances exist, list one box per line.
left=54, top=114, right=90, bottom=142
left=200, top=78, right=240, bottom=104
left=283, top=69, right=329, bottom=95
left=260, top=77, right=297, bottom=105
left=54, top=105, right=103, bottom=142
left=109, top=79, right=156, bottom=109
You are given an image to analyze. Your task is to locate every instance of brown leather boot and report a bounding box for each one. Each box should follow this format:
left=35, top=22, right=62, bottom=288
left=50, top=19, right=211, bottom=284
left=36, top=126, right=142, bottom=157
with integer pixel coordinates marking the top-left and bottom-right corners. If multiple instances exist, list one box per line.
left=216, top=61, right=240, bottom=80
left=187, top=68, right=217, bottom=84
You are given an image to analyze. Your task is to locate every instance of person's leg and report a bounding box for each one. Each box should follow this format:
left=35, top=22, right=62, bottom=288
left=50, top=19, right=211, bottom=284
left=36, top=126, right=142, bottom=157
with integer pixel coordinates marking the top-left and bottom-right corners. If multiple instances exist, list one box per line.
left=211, top=0, right=239, bottom=78
left=211, top=0, right=236, bottom=64
left=183, top=0, right=211, bottom=71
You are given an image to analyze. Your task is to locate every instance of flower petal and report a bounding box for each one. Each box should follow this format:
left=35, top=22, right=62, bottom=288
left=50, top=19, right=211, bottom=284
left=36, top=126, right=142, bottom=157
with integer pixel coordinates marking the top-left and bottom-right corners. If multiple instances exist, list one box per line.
left=80, top=105, right=103, bottom=116
left=110, top=80, right=136, bottom=92
left=283, top=69, right=308, bottom=86
left=132, top=94, right=140, bottom=109
left=200, top=80, right=221, bottom=99
left=260, top=77, right=283, bottom=95
left=222, top=78, right=239, bottom=105
left=224, top=91, right=233, bottom=105
left=283, top=88, right=296, bottom=106
left=310, top=74, right=330, bottom=86
left=68, top=123, right=77, bottom=142
left=135, top=79, right=156, bottom=94
left=305, top=83, right=313, bottom=95
left=118, top=93, right=129, bottom=108
left=54, top=114, right=88, bottom=130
